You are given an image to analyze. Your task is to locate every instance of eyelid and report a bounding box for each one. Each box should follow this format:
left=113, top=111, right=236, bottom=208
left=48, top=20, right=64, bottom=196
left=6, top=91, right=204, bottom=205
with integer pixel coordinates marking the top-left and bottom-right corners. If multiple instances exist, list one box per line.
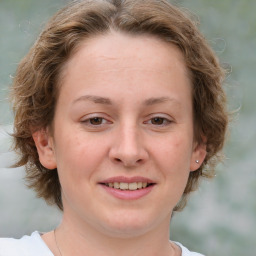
left=80, top=113, right=113, bottom=126
left=143, top=113, right=173, bottom=125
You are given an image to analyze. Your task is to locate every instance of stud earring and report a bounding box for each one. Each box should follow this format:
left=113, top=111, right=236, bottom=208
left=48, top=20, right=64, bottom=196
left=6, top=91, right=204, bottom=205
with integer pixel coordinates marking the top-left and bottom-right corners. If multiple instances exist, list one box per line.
left=195, top=160, right=199, bottom=164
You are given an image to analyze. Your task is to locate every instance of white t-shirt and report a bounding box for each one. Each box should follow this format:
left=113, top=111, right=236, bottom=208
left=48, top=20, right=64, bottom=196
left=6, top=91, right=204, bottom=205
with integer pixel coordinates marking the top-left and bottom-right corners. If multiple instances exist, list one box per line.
left=0, top=231, right=205, bottom=256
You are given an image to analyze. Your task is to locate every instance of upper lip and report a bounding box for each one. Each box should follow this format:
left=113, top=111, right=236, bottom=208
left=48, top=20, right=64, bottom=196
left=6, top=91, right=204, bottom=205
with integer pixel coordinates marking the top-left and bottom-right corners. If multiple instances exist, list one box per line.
left=99, top=176, right=155, bottom=184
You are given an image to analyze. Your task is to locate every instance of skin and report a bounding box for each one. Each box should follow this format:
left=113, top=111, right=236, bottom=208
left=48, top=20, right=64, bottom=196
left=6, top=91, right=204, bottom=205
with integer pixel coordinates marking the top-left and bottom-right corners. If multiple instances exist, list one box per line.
left=33, top=31, right=206, bottom=256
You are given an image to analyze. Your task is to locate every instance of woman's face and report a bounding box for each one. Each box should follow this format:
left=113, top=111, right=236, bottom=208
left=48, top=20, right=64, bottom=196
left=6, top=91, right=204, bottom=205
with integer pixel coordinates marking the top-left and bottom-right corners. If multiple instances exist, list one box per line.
left=36, top=32, right=205, bottom=237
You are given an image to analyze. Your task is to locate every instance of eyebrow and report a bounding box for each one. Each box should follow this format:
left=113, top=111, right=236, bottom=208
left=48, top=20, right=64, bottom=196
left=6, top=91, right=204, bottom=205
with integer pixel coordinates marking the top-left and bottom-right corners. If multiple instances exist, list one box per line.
left=72, top=95, right=112, bottom=105
left=72, top=95, right=179, bottom=106
left=143, top=97, right=179, bottom=106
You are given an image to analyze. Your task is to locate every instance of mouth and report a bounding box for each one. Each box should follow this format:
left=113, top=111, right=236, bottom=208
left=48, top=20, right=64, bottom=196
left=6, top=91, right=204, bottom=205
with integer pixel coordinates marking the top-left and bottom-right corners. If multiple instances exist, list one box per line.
left=99, top=176, right=156, bottom=200
left=101, top=182, right=154, bottom=191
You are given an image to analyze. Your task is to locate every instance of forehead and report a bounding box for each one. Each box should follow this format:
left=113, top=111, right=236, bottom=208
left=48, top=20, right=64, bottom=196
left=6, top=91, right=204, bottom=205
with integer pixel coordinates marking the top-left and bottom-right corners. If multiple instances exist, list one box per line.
left=55, top=31, right=193, bottom=112
left=60, top=31, right=190, bottom=84
left=53, top=31, right=194, bottom=127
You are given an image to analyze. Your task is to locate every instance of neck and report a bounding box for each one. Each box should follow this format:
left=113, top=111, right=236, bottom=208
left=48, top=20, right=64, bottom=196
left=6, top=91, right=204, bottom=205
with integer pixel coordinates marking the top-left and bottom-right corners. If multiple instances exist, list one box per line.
left=54, top=212, right=177, bottom=256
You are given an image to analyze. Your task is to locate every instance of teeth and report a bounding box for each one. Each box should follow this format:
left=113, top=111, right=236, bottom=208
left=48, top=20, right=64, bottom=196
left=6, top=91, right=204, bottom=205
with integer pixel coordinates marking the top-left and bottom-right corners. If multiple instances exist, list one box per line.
left=128, top=182, right=137, bottom=190
left=114, top=182, right=120, bottom=189
left=120, top=182, right=129, bottom=190
left=106, top=182, right=150, bottom=190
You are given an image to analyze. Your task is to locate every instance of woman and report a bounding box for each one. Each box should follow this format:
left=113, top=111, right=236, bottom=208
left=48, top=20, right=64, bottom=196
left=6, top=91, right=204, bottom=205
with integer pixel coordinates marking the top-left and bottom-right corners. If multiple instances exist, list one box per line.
left=0, top=0, right=228, bottom=255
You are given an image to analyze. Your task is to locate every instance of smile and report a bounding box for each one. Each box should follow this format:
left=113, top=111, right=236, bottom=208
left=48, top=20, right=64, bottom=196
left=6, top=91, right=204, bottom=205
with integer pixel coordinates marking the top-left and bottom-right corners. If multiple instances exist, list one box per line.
left=104, top=182, right=152, bottom=190
left=99, top=177, right=156, bottom=200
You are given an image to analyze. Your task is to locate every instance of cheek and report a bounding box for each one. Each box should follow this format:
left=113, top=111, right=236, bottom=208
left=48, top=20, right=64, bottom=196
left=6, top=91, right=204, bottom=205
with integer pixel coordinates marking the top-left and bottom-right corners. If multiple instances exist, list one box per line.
left=156, top=135, right=192, bottom=166
left=54, top=132, right=100, bottom=178
left=149, top=136, right=192, bottom=209
left=152, top=134, right=193, bottom=192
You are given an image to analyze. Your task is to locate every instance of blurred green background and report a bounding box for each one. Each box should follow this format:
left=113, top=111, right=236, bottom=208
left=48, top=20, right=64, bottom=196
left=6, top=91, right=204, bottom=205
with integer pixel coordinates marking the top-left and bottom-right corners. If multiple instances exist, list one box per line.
left=0, top=0, right=255, bottom=255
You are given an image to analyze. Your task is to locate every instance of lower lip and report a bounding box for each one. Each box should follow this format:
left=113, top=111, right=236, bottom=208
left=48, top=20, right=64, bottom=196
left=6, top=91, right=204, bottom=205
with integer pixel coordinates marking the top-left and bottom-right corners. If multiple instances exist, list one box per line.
left=100, top=184, right=155, bottom=200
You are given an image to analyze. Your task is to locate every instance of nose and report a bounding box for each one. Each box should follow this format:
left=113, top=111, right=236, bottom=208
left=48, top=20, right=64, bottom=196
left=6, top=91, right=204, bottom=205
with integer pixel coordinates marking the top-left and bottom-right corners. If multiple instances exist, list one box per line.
left=109, top=125, right=149, bottom=167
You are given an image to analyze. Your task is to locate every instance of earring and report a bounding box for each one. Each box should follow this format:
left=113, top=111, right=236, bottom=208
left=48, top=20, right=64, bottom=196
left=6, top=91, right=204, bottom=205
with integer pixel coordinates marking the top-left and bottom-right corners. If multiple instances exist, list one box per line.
left=195, top=160, right=199, bottom=164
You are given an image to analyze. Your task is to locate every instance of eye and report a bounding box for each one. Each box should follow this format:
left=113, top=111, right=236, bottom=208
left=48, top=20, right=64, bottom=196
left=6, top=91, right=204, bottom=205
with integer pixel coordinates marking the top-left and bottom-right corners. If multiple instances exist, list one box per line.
left=144, top=115, right=173, bottom=127
left=81, top=115, right=111, bottom=127
left=151, top=117, right=166, bottom=125
left=89, top=117, right=104, bottom=125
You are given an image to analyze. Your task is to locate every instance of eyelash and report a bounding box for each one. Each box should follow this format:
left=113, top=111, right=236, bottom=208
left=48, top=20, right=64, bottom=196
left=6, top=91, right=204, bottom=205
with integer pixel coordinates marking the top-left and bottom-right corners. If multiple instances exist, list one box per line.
left=81, top=116, right=111, bottom=126
left=144, top=116, right=172, bottom=127
left=81, top=114, right=172, bottom=129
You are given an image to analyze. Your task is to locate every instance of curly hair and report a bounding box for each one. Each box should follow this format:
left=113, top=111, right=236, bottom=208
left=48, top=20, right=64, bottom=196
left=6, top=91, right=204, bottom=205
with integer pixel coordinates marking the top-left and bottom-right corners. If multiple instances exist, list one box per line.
left=11, top=0, right=228, bottom=211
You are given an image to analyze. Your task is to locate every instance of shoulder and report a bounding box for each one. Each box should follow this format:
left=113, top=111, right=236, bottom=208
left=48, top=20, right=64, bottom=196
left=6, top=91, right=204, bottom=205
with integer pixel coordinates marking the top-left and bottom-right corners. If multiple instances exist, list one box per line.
left=0, top=231, right=53, bottom=256
left=175, top=242, right=205, bottom=256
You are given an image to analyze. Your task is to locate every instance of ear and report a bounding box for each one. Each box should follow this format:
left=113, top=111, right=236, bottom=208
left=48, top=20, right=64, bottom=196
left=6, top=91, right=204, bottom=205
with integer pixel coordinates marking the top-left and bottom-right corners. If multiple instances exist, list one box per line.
left=190, top=140, right=207, bottom=172
left=32, top=128, right=57, bottom=170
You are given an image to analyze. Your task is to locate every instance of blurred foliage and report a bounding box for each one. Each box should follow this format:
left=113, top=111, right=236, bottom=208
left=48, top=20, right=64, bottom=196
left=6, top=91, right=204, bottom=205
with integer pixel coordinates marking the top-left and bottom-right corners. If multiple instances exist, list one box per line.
left=0, top=0, right=255, bottom=255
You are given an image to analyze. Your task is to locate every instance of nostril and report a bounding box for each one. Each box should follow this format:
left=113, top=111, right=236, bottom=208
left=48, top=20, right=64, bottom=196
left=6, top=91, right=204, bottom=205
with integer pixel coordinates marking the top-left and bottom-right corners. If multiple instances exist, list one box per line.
left=114, top=158, right=144, bottom=165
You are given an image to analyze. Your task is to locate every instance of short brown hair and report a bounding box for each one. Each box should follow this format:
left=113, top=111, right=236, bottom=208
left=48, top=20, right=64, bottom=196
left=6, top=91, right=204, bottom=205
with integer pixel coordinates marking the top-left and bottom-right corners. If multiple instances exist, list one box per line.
left=11, top=0, right=228, bottom=211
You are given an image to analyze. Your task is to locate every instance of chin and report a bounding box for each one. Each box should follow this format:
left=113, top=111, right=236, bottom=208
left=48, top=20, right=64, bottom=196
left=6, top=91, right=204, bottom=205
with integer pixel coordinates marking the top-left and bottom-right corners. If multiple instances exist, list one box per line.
left=99, top=211, right=163, bottom=238
left=102, top=224, right=152, bottom=239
